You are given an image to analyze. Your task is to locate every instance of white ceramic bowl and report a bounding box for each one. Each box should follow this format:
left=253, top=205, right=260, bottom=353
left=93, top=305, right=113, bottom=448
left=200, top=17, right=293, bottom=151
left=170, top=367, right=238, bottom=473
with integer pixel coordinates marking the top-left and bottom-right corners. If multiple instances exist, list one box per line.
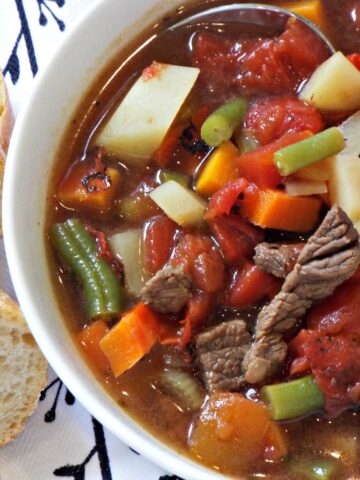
left=2, top=1, right=333, bottom=478
left=3, top=0, right=225, bottom=479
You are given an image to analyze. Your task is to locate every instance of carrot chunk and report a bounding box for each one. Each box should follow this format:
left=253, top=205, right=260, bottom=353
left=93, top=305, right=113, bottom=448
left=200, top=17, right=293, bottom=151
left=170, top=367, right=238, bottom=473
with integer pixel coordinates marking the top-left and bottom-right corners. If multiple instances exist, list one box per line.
left=241, top=187, right=321, bottom=232
left=190, top=393, right=288, bottom=473
left=100, top=303, right=161, bottom=377
left=77, top=320, right=110, bottom=373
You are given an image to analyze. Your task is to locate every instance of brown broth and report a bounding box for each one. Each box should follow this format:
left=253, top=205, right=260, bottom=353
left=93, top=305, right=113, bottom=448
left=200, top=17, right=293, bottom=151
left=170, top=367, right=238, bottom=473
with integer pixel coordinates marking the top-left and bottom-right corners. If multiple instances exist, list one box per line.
left=46, top=1, right=360, bottom=478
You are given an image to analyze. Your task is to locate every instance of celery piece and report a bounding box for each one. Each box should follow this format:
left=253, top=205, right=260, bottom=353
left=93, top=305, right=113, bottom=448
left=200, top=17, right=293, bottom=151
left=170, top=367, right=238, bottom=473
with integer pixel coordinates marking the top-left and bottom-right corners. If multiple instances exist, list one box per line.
left=159, top=170, right=189, bottom=188
left=274, top=127, right=345, bottom=176
left=289, top=456, right=340, bottom=480
left=260, top=375, right=324, bottom=420
left=201, top=98, right=248, bottom=147
left=160, top=369, right=204, bottom=410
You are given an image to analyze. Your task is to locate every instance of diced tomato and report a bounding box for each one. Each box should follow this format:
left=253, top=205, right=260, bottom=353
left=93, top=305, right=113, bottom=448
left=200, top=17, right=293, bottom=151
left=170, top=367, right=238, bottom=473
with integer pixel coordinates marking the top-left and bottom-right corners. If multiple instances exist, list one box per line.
left=172, top=233, right=213, bottom=273
left=153, top=122, right=187, bottom=167
left=347, top=53, right=360, bottom=70
left=304, top=330, right=360, bottom=416
left=289, top=281, right=360, bottom=415
left=237, top=130, right=312, bottom=188
left=244, top=96, right=324, bottom=146
left=172, top=233, right=225, bottom=293
left=178, top=292, right=214, bottom=348
left=205, top=178, right=248, bottom=219
left=307, top=281, right=360, bottom=335
left=192, top=20, right=330, bottom=98
left=289, top=356, right=311, bottom=376
left=191, top=104, right=214, bottom=131
left=86, top=225, right=123, bottom=278
left=226, top=262, right=281, bottom=309
left=209, top=215, right=264, bottom=264
left=288, top=329, right=309, bottom=358
left=193, top=250, right=225, bottom=293
left=144, top=215, right=178, bottom=275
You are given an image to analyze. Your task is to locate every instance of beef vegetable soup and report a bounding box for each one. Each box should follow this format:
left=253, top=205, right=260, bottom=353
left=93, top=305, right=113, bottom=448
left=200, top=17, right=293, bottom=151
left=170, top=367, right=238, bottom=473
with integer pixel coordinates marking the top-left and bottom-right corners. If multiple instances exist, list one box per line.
left=47, top=0, right=360, bottom=478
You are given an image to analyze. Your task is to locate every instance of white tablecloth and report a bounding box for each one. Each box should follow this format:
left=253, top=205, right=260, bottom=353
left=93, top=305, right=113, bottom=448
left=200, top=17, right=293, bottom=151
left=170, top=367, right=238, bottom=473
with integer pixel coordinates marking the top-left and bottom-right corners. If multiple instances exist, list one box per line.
left=0, top=1, right=181, bottom=479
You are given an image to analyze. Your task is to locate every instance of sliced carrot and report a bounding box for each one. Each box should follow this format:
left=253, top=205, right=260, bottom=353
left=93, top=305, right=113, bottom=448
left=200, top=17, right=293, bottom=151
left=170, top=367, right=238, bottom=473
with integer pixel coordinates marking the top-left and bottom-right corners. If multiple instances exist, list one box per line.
left=196, top=141, right=239, bottom=196
left=77, top=319, right=110, bottom=373
left=58, top=161, right=121, bottom=210
left=278, top=0, right=327, bottom=32
left=190, top=393, right=286, bottom=472
left=263, top=422, right=288, bottom=461
left=99, top=303, right=161, bottom=377
left=288, top=329, right=309, bottom=357
left=290, top=356, right=311, bottom=375
left=241, top=187, right=321, bottom=232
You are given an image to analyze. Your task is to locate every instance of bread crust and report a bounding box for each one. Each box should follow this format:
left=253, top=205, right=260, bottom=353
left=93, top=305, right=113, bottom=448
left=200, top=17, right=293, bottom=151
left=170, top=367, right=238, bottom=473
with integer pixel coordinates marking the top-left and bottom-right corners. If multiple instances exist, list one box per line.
left=0, top=290, right=48, bottom=447
left=0, top=70, right=14, bottom=237
left=0, top=70, right=14, bottom=156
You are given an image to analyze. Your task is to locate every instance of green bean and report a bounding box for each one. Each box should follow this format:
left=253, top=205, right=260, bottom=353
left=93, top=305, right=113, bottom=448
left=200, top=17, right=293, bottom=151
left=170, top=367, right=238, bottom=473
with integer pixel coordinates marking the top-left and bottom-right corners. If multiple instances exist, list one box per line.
left=51, top=219, right=123, bottom=319
left=201, top=98, right=248, bottom=147
left=159, top=170, right=189, bottom=187
left=289, top=456, right=340, bottom=480
left=260, top=375, right=324, bottom=421
left=65, top=219, right=123, bottom=315
left=274, top=127, right=345, bottom=176
left=235, top=132, right=260, bottom=153
left=160, top=369, right=204, bottom=410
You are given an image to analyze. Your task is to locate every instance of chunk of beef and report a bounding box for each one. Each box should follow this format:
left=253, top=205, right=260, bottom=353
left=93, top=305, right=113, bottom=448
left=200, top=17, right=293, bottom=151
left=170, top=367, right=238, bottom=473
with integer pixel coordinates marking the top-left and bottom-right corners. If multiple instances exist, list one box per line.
left=254, top=242, right=304, bottom=278
left=195, top=320, right=251, bottom=392
left=140, top=265, right=192, bottom=313
left=243, top=205, right=360, bottom=384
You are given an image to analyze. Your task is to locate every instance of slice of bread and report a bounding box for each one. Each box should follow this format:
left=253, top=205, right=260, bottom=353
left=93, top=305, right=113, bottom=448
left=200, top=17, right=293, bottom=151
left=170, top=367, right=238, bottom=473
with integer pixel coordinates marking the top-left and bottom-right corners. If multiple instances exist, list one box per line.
left=0, top=70, right=14, bottom=237
left=0, top=70, right=14, bottom=156
left=0, top=290, right=47, bottom=447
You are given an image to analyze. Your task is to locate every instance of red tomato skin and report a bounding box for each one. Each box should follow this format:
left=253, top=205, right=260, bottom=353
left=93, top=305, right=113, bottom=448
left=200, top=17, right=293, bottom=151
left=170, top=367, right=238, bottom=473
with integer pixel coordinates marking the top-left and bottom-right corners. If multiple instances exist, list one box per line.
left=307, top=281, right=360, bottom=335
left=144, top=215, right=178, bottom=274
left=245, top=96, right=324, bottom=146
left=227, top=262, right=281, bottom=309
left=209, top=215, right=264, bottom=264
left=237, top=130, right=311, bottom=189
left=295, top=281, right=360, bottom=416
left=172, top=233, right=225, bottom=293
left=192, top=20, right=330, bottom=98
left=193, top=250, right=226, bottom=293
left=205, top=178, right=248, bottom=219
left=347, top=53, right=360, bottom=70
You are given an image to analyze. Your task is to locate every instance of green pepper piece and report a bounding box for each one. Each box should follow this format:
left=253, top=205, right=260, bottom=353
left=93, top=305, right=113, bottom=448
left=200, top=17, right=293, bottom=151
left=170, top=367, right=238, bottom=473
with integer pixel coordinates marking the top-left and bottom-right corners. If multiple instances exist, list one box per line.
left=260, top=375, right=324, bottom=420
left=51, top=219, right=123, bottom=319
left=159, top=170, right=189, bottom=187
left=274, top=127, right=345, bottom=176
left=201, top=98, right=248, bottom=147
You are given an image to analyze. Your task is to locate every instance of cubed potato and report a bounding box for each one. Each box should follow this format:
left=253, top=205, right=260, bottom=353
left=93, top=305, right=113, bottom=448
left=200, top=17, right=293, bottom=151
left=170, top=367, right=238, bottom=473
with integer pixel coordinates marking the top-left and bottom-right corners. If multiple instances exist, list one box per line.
left=96, top=63, right=199, bottom=164
left=339, top=110, right=360, bottom=158
left=150, top=180, right=206, bottom=226
left=300, top=52, right=360, bottom=112
left=109, top=229, right=148, bottom=296
left=328, top=154, right=360, bottom=223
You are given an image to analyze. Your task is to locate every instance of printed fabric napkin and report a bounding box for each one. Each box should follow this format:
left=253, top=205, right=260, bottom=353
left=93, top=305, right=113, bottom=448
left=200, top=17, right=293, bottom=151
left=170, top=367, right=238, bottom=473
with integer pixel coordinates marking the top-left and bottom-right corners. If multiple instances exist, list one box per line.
left=0, top=1, right=182, bottom=479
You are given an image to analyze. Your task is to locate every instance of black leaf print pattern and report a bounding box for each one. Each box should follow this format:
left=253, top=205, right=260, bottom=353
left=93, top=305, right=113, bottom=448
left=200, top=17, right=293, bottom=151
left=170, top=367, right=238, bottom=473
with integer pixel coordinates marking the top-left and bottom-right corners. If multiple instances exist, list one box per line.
left=36, top=0, right=66, bottom=31
left=3, top=0, right=66, bottom=84
left=53, top=417, right=113, bottom=480
left=159, top=476, right=185, bottom=480
left=40, top=377, right=75, bottom=422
